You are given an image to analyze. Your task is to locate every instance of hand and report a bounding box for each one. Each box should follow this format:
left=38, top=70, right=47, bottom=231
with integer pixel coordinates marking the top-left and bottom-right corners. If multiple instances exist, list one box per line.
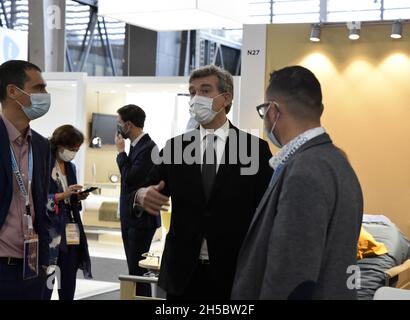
left=115, top=133, right=125, bottom=153
left=56, top=184, right=83, bottom=202
left=138, top=181, right=170, bottom=216
left=68, top=184, right=83, bottom=194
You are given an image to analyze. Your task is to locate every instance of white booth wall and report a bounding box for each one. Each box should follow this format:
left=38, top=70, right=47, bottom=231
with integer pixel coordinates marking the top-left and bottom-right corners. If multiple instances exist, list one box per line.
left=33, top=74, right=239, bottom=185
left=84, top=76, right=240, bottom=185
left=32, top=72, right=87, bottom=185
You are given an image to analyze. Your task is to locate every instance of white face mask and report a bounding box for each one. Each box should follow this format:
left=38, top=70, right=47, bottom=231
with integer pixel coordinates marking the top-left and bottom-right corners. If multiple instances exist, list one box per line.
left=15, top=87, right=51, bottom=120
left=189, top=93, right=225, bottom=125
left=58, top=148, right=77, bottom=162
left=185, top=117, right=200, bottom=131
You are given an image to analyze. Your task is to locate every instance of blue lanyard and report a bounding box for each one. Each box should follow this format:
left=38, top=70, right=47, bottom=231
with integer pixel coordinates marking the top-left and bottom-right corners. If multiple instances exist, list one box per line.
left=269, top=163, right=284, bottom=188
left=9, top=143, right=33, bottom=209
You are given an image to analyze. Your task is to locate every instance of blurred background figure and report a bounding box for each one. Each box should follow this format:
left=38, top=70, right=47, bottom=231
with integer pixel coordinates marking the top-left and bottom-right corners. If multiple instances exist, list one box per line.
left=116, top=105, right=160, bottom=297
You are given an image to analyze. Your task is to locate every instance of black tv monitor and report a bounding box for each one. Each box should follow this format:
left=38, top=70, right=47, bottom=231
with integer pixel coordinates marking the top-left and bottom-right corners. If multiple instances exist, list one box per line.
left=90, top=113, right=117, bottom=145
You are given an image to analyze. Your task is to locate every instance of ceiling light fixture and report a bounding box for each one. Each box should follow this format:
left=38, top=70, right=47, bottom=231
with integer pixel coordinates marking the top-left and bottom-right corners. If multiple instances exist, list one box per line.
left=310, top=24, right=321, bottom=42
left=347, top=21, right=361, bottom=40
left=391, top=20, right=403, bottom=39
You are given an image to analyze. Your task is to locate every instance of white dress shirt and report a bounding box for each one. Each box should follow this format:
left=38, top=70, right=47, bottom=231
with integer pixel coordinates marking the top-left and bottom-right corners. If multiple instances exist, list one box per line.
left=199, top=119, right=230, bottom=260
left=131, top=132, right=147, bottom=149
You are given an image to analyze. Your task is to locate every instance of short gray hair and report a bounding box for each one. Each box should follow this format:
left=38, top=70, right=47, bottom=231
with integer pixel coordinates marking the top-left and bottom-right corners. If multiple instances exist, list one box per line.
left=189, top=65, right=234, bottom=114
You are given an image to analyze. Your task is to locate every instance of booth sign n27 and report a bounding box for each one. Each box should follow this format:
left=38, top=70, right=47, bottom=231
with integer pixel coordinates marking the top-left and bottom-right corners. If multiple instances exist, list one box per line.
left=247, top=49, right=260, bottom=56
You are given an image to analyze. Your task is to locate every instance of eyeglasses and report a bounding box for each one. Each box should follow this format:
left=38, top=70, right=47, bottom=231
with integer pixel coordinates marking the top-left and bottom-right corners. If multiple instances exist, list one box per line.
left=258, top=100, right=277, bottom=119
left=256, top=102, right=270, bottom=119
left=256, top=101, right=280, bottom=119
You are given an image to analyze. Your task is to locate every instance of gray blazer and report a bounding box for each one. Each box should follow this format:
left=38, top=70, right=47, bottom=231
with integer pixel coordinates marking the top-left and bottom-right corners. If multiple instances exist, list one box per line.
left=231, top=133, right=363, bottom=300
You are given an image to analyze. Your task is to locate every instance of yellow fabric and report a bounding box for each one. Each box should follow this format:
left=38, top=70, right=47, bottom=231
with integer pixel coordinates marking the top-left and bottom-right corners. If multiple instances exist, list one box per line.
left=357, top=227, right=388, bottom=260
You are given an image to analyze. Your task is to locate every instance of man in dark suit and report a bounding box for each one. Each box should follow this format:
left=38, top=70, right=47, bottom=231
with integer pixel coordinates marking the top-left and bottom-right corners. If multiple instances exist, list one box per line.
left=231, top=66, right=363, bottom=300
left=115, top=104, right=160, bottom=296
left=0, top=60, right=51, bottom=299
left=132, top=65, right=273, bottom=299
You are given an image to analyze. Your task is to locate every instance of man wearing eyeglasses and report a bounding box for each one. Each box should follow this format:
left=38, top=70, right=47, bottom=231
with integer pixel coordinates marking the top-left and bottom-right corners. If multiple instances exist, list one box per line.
left=232, top=66, right=363, bottom=300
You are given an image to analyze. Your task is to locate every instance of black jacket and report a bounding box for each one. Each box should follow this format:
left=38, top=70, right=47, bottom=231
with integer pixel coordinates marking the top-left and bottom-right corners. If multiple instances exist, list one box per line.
left=132, top=122, right=273, bottom=297
left=231, top=134, right=363, bottom=299
left=117, top=133, right=160, bottom=229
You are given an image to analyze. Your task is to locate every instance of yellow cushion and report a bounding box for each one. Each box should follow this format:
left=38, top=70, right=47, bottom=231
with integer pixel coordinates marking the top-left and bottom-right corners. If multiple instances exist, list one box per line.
left=357, top=227, right=388, bottom=260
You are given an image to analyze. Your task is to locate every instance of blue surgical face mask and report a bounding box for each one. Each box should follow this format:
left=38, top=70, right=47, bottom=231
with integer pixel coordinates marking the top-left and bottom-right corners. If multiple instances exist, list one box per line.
left=15, top=87, right=51, bottom=120
left=264, top=102, right=282, bottom=148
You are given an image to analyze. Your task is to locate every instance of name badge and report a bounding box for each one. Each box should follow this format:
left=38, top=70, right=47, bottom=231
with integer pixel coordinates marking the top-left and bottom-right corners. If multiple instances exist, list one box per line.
left=66, top=223, right=80, bottom=245
left=23, top=235, right=39, bottom=280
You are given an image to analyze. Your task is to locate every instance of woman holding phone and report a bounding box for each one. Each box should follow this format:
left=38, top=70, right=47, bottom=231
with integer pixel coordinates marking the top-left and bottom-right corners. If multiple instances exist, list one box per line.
left=43, top=125, right=92, bottom=300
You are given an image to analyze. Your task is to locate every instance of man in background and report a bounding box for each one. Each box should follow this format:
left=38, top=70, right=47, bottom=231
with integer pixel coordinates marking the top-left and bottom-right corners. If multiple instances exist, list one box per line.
left=115, top=104, right=160, bottom=296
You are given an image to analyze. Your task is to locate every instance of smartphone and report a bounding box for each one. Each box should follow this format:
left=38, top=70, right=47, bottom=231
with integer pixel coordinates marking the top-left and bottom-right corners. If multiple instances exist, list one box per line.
left=79, top=187, right=98, bottom=194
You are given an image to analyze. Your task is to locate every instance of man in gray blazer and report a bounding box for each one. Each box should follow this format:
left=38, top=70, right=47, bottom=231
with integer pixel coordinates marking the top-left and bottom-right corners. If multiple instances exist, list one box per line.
left=231, top=66, right=363, bottom=300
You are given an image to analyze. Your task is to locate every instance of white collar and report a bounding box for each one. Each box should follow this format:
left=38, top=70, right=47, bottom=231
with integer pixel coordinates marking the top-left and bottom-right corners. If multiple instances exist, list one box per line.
left=131, top=132, right=146, bottom=147
left=200, top=119, right=230, bottom=142
left=269, top=127, right=326, bottom=170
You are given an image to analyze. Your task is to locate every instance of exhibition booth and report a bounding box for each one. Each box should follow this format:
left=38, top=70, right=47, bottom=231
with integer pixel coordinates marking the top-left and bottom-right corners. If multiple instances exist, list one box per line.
left=240, top=22, right=410, bottom=239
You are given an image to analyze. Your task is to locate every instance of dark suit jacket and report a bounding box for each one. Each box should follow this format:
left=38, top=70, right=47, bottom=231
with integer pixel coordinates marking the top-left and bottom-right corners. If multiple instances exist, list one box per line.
left=117, top=134, right=160, bottom=229
left=231, top=133, right=363, bottom=300
left=132, top=122, right=273, bottom=297
left=46, top=157, right=92, bottom=278
left=0, top=118, right=51, bottom=267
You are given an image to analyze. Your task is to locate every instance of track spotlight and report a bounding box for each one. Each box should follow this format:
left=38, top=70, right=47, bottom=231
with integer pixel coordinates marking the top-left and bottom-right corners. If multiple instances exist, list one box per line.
left=347, top=21, right=361, bottom=40
left=310, top=24, right=321, bottom=42
left=349, top=28, right=360, bottom=40
left=391, top=20, right=402, bottom=39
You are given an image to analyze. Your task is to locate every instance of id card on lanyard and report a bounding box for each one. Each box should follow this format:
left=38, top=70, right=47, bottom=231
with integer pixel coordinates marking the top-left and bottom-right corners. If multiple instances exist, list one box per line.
left=10, top=144, right=39, bottom=280
left=66, top=223, right=80, bottom=245
left=55, top=162, right=80, bottom=246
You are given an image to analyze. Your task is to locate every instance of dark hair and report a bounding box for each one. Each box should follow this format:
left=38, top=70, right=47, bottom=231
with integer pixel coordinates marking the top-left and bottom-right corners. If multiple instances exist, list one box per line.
left=189, top=65, right=234, bottom=114
left=266, top=66, right=323, bottom=121
left=50, top=125, right=84, bottom=156
left=117, top=104, right=146, bottom=129
left=0, top=60, right=42, bottom=103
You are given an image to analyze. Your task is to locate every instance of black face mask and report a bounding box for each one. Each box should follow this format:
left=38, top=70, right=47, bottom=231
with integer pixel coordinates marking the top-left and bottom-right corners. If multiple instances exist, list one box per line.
left=117, top=123, right=129, bottom=139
